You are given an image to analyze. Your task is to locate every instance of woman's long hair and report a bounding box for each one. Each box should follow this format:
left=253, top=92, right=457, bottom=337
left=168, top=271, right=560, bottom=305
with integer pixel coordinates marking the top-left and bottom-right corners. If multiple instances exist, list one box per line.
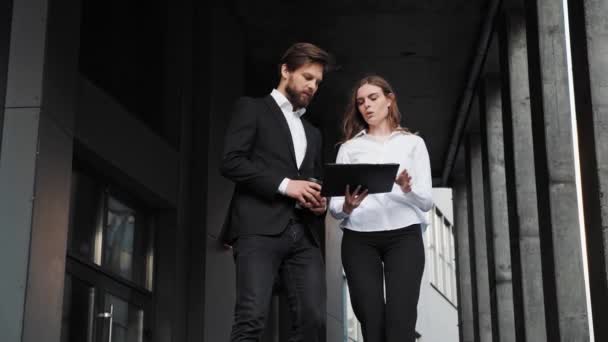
left=341, top=75, right=409, bottom=143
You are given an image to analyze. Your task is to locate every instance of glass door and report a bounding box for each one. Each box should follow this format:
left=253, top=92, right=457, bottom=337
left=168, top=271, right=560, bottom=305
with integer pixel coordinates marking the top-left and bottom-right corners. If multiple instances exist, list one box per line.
left=98, top=293, right=145, bottom=342
left=61, top=167, right=155, bottom=342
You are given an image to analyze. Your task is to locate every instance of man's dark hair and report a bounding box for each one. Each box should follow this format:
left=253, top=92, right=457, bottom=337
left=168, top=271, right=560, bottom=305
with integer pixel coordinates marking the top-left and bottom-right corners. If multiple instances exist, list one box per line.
left=278, top=42, right=334, bottom=75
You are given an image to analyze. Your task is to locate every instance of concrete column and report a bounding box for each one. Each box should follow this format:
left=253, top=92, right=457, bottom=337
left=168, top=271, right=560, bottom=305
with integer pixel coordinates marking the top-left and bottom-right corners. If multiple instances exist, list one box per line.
left=480, top=77, right=516, bottom=342
left=453, top=175, right=475, bottom=342
left=0, top=1, right=50, bottom=341
left=0, top=0, right=80, bottom=341
left=567, top=0, right=608, bottom=340
left=466, top=133, right=494, bottom=342
left=525, top=0, right=590, bottom=340
left=500, top=9, right=548, bottom=342
left=0, top=0, right=12, bottom=149
left=0, top=108, right=40, bottom=342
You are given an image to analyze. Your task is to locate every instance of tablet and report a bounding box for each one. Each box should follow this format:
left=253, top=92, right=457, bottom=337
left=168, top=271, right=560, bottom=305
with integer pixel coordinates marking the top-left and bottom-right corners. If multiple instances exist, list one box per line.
left=321, top=163, right=400, bottom=197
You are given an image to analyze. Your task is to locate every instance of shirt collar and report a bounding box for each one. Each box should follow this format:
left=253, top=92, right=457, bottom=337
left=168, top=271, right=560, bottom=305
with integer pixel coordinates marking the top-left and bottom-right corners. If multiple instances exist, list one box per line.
left=270, top=89, right=306, bottom=117
left=354, top=130, right=367, bottom=138
left=354, top=129, right=407, bottom=139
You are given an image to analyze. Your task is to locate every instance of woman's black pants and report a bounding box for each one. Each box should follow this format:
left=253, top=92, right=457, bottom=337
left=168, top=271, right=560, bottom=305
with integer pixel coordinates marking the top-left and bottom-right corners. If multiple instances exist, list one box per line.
left=341, top=225, right=425, bottom=342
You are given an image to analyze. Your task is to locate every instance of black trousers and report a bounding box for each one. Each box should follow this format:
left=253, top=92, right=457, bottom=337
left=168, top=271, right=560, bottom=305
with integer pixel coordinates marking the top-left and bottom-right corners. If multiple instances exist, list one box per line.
left=230, top=221, right=325, bottom=342
left=341, top=225, right=425, bottom=342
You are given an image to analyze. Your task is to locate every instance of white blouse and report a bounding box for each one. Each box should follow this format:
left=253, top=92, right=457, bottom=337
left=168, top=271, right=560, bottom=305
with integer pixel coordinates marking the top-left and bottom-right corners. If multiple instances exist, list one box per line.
left=328, top=130, right=433, bottom=232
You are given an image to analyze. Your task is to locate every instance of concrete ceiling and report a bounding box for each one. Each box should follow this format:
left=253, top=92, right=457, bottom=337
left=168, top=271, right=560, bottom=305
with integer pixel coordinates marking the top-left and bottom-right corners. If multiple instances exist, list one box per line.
left=229, top=0, right=489, bottom=181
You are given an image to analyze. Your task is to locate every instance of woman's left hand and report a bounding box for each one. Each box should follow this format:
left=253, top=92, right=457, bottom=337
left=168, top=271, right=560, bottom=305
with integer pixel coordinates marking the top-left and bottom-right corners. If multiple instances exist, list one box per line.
left=395, top=169, right=412, bottom=193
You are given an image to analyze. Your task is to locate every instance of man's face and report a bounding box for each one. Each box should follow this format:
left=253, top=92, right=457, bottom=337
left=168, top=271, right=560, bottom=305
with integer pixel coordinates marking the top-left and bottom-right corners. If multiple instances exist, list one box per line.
left=283, top=63, right=324, bottom=110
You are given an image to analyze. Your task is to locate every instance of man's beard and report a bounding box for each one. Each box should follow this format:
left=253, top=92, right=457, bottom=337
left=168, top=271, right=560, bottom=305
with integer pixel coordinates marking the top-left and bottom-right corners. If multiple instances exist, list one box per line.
left=285, top=83, right=312, bottom=110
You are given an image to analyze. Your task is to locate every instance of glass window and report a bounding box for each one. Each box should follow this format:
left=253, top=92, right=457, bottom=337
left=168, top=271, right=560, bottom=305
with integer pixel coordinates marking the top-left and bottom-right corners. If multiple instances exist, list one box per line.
left=63, top=167, right=155, bottom=342
left=425, top=213, right=437, bottom=287
left=68, top=170, right=155, bottom=290
left=442, top=217, right=449, bottom=295
left=428, top=206, right=457, bottom=304
left=68, top=172, right=104, bottom=264
left=435, top=211, right=444, bottom=291
left=103, top=196, right=137, bottom=283
left=450, top=228, right=457, bottom=304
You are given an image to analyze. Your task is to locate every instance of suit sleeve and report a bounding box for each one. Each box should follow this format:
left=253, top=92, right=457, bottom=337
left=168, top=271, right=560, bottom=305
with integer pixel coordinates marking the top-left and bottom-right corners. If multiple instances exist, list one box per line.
left=220, top=98, right=284, bottom=201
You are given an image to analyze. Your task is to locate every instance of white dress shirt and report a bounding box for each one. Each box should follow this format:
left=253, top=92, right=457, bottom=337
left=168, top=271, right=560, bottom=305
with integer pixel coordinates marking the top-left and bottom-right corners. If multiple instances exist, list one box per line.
left=329, top=130, right=433, bottom=232
left=269, top=89, right=307, bottom=194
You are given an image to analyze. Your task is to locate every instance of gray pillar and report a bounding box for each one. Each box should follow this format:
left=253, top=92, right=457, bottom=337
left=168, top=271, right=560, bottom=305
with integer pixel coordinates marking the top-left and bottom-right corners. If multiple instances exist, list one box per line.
left=0, top=0, right=79, bottom=341
left=453, top=176, right=475, bottom=342
left=0, top=0, right=12, bottom=149
left=567, top=0, right=608, bottom=340
left=0, top=109, right=40, bottom=342
left=481, top=77, right=516, bottom=342
left=500, top=9, right=548, bottom=342
left=1, top=1, right=48, bottom=341
left=526, top=0, right=590, bottom=340
left=466, top=134, right=494, bottom=342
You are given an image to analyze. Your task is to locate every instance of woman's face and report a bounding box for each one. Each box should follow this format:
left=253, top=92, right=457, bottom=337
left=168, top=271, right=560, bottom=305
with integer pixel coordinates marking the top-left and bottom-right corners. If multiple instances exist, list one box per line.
left=356, top=83, right=392, bottom=128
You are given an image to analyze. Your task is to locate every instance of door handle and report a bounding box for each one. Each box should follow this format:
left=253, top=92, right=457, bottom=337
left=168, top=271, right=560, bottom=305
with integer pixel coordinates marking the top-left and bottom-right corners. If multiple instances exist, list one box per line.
left=97, top=304, right=114, bottom=342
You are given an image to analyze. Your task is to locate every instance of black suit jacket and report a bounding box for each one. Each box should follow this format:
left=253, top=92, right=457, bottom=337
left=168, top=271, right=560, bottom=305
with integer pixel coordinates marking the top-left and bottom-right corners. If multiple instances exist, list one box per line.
left=220, top=95, right=324, bottom=245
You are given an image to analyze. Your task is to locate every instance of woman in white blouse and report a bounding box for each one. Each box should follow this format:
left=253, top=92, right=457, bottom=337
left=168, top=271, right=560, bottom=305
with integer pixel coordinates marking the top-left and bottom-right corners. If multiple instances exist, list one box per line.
left=329, top=75, right=433, bottom=342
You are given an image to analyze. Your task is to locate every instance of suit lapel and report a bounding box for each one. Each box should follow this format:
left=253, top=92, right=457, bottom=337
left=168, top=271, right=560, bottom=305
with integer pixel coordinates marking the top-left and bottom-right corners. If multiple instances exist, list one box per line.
left=300, top=120, right=314, bottom=171
left=263, top=96, right=298, bottom=169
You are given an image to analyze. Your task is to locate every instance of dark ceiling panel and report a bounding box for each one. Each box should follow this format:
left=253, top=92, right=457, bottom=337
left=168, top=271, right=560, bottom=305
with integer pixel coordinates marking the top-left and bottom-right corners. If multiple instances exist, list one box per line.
left=231, top=0, right=487, bottom=179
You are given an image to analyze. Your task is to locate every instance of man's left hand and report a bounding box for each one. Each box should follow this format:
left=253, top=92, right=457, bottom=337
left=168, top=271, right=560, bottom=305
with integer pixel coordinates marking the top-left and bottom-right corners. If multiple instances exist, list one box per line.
left=301, top=197, right=327, bottom=215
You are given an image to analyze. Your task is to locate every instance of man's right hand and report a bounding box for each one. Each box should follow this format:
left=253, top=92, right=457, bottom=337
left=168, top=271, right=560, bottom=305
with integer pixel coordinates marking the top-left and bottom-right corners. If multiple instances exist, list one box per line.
left=286, top=180, right=323, bottom=207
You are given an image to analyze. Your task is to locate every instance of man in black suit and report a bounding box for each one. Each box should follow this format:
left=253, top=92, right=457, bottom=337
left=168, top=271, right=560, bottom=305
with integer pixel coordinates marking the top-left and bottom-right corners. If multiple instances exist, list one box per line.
left=220, top=42, right=332, bottom=342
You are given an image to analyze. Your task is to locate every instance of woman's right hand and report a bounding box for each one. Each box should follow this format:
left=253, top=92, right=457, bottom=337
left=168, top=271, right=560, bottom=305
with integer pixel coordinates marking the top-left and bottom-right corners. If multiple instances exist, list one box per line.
left=343, top=184, right=369, bottom=215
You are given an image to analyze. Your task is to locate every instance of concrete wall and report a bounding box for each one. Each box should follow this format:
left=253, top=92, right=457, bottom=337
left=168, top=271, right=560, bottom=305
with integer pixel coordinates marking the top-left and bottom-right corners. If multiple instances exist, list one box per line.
left=432, top=188, right=454, bottom=222
left=417, top=282, right=459, bottom=342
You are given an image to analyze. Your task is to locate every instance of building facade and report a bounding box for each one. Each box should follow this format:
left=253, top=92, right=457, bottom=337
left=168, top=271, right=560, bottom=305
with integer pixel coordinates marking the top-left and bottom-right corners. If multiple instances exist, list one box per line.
left=1, top=0, right=607, bottom=341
